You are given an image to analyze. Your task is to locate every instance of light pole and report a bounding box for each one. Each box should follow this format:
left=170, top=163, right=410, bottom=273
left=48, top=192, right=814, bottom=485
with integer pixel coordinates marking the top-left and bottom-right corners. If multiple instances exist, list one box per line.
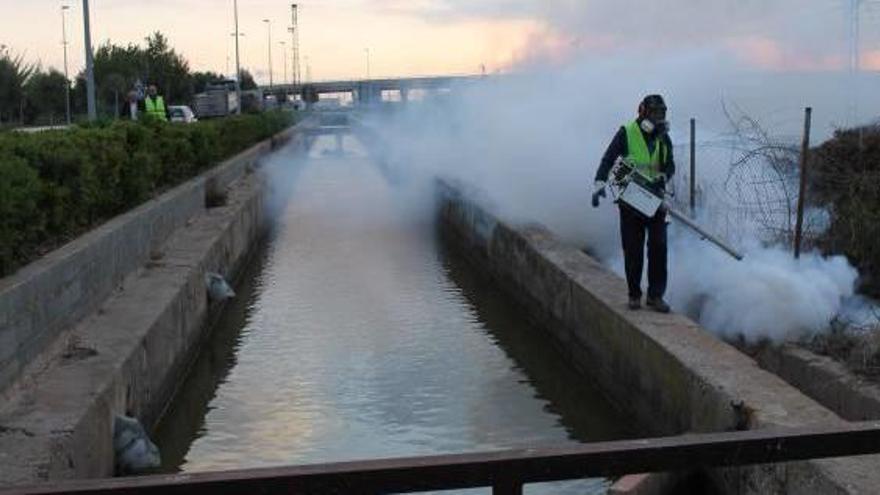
left=233, top=0, right=242, bottom=114
left=82, top=0, right=96, bottom=120
left=230, top=32, right=246, bottom=74
left=288, top=4, right=300, bottom=89
left=279, top=41, right=288, bottom=85
left=287, top=26, right=295, bottom=86
left=61, top=4, right=71, bottom=124
left=364, top=48, right=370, bottom=80
left=263, top=19, right=273, bottom=88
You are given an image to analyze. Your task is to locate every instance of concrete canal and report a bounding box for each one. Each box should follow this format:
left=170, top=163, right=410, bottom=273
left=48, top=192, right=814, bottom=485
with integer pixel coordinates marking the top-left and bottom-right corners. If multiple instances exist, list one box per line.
left=153, top=130, right=638, bottom=494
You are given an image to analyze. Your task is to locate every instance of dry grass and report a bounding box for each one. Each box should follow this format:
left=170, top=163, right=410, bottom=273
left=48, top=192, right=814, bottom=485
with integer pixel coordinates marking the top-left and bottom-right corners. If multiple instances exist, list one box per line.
left=802, top=315, right=880, bottom=378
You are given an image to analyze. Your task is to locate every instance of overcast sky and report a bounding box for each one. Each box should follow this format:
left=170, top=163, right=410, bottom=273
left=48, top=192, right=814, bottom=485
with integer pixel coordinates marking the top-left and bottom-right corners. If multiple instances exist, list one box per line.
left=1, top=0, right=878, bottom=83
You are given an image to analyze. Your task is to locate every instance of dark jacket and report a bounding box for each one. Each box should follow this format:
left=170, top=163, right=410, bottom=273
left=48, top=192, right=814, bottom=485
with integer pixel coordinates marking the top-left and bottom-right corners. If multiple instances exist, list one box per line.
left=595, top=122, right=675, bottom=185
left=118, top=100, right=139, bottom=120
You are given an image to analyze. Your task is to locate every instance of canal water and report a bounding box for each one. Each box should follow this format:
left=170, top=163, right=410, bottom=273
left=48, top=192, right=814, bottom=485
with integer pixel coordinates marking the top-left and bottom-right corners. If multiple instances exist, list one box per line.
left=153, top=130, right=637, bottom=494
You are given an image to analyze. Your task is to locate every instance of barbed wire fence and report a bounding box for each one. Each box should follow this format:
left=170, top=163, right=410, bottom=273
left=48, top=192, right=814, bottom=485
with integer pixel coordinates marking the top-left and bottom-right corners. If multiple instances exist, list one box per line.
left=666, top=104, right=880, bottom=371
left=667, top=106, right=829, bottom=251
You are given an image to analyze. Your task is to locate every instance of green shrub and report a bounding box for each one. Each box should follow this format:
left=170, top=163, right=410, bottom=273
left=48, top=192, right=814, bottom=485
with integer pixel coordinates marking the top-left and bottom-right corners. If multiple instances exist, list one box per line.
left=812, top=126, right=880, bottom=296
left=0, top=111, right=296, bottom=277
left=0, top=154, right=43, bottom=273
left=155, top=124, right=196, bottom=184
left=188, top=123, right=221, bottom=171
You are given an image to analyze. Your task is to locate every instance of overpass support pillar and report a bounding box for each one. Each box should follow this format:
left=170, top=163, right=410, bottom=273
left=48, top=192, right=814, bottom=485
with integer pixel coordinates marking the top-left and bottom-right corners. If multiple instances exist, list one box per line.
left=357, top=82, right=369, bottom=106
left=357, top=82, right=382, bottom=106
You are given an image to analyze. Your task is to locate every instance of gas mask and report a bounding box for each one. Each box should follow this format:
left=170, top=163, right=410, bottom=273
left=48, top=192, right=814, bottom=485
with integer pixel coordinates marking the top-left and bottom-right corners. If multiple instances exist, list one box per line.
left=641, top=118, right=669, bottom=135
left=640, top=112, right=668, bottom=135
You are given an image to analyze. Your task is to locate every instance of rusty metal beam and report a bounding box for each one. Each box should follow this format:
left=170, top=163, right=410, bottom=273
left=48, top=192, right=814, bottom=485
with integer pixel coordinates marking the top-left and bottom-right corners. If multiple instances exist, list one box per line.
left=5, top=422, right=880, bottom=495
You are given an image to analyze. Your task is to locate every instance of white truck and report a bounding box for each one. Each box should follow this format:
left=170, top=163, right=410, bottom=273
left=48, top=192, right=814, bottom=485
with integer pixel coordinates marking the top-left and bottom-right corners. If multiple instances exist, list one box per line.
left=193, top=80, right=240, bottom=118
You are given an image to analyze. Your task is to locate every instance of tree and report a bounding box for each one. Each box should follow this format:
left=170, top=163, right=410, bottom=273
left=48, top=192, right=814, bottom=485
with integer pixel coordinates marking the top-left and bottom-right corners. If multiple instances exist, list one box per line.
left=192, top=70, right=224, bottom=94
left=101, top=73, right=128, bottom=117
left=23, top=69, right=68, bottom=124
left=142, top=32, right=191, bottom=104
left=0, top=50, right=36, bottom=123
left=80, top=31, right=193, bottom=116
left=238, top=69, right=257, bottom=90
left=91, top=41, right=143, bottom=117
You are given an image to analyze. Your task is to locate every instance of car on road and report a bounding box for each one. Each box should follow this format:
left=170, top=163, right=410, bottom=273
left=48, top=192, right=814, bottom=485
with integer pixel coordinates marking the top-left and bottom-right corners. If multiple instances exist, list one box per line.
left=168, top=105, right=198, bottom=123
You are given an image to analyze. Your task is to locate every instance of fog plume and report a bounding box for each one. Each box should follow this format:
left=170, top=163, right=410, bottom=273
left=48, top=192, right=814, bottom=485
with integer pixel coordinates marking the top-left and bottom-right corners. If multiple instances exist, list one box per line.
left=364, top=38, right=880, bottom=341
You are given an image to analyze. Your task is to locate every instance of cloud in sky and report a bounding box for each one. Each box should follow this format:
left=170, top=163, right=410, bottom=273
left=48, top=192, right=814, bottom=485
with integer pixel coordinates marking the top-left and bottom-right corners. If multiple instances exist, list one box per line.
left=1, top=0, right=877, bottom=81
left=0, top=0, right=540, bottom=81
left=373, top=0, right=878, bottom=71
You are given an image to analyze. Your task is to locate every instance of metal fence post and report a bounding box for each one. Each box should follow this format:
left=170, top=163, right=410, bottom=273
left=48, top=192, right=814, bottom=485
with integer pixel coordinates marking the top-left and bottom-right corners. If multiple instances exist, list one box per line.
left=794, top=107, right=813, bottom=259
left=689, top=117, right=696, bottom=217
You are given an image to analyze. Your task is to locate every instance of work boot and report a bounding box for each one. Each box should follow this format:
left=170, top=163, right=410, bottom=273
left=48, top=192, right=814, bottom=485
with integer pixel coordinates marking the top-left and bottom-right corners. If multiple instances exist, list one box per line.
left=628, top=296, right=641, bottom=310
left=646, top=297, right=671, bottom=313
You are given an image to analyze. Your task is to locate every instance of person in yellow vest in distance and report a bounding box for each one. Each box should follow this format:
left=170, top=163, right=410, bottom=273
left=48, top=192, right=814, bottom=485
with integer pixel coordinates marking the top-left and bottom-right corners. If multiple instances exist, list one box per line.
left=593, top=94, right=676, bottom=313
left=142, top=84, right=169, bottom=122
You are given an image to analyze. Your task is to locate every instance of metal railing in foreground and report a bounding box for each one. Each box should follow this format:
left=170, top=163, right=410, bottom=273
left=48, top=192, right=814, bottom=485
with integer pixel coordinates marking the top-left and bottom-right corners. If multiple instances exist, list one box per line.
left=4, top=422, right=880, bottom=495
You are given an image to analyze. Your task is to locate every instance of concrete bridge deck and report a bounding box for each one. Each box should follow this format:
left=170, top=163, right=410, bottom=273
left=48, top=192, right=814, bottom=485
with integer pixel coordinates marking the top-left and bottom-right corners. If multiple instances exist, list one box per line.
left=273, top=74, right=479, bottom=95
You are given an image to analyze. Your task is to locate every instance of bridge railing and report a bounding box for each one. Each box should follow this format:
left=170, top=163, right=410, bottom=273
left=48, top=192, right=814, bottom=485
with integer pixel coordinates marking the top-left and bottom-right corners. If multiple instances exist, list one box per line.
left=3, top=422, right=880, bottom=495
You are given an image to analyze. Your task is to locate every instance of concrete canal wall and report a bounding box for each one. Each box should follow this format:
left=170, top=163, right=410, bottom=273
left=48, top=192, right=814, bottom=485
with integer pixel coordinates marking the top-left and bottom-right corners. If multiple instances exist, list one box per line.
left=0, top=121, right=312, bottom=485
left=0, top=125, right=303, bottom=397
left=757, top=344, right=880, bottom=422
left=436, top=179, right=880, bottom=494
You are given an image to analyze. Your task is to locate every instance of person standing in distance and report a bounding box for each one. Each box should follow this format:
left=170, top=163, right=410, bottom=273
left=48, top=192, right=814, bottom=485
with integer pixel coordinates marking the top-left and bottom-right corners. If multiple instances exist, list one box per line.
left=142, top=83, right=169, bottom=122
left=592, top=94, right=675, bottom=312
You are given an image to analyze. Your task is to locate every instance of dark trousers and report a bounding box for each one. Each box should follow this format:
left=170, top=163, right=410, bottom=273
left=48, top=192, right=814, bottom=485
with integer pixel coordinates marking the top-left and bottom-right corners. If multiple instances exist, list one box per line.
left=619, top=204, right=667, bottom=300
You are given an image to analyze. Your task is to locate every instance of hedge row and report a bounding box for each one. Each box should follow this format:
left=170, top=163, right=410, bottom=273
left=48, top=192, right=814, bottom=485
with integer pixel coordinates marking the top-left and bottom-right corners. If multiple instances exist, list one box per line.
left=0, top=111, right=295, bottom=277
left=812, top=126, right=880, bottom=297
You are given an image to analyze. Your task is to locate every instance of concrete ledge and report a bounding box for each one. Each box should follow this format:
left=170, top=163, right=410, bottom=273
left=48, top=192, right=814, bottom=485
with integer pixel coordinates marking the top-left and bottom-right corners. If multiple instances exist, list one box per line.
left=0, top=120, right=314, bottom=486
left=758, top=344, right=880, bottom=421
left=0, top=169, right=268, bottom=485
left=0, top=122, right=307, bottom=396
left=436, top=179, right=880, bottom=494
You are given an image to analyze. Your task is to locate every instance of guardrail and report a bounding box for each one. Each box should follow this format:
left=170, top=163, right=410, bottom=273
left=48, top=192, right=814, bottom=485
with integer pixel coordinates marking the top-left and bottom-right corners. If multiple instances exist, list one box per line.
left=4, top=422, right=880, bottom=495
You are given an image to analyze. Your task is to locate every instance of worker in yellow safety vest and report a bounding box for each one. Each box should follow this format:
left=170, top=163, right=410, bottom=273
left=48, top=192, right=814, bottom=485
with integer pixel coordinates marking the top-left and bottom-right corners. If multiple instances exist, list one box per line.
left=142, top=84, right=169, bottom=121
left=592, top=94, right=676, bottom=313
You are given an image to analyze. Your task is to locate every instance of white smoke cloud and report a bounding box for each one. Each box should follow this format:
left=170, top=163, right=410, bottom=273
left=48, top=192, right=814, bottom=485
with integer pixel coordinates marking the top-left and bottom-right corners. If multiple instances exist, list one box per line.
left=665, top=237, right=858, bottom=342
left=373, top=0, right=880, bottom=72
left=363, top=39, right=880, bottom=341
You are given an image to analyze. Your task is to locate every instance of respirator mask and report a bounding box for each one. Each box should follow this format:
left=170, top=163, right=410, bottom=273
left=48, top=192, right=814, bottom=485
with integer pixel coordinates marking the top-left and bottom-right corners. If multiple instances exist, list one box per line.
left=638, top=95, right=668, bottom=135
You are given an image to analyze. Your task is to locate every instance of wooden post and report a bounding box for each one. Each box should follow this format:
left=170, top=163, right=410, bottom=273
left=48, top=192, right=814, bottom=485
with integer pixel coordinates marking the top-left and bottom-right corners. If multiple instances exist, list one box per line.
left=689, top=118, right=696, bottom=216
left=794, top=107, right=812, bottom=259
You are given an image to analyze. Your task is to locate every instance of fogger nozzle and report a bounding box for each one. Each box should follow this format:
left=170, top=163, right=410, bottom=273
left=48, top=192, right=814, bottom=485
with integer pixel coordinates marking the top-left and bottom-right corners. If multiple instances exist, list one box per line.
left=666, top=207, right=744, bottom=261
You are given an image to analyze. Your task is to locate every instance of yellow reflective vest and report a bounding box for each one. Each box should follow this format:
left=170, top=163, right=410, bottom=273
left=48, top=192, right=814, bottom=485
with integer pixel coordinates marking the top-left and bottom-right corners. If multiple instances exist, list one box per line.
left=144, top=96, right=167, bottom=121
left=624, top=120, right=666, bottom=181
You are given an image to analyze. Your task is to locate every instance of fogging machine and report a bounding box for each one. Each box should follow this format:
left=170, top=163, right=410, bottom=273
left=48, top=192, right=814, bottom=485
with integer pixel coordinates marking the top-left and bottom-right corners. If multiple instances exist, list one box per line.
left=592, top=158, right=744, bottom=261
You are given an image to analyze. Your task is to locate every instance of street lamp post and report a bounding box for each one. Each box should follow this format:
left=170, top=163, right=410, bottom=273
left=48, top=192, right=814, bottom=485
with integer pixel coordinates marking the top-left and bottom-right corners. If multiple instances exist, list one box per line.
left=305, top=55, right=311, bottom=83
left=233, top=0, right=242, bottom=114
left=230, top=32, right=246, bottom=72
left=61, top=5, right=71, bottom=124
left=82, top=0, right=96, bottom=121
left=279, top=41, right=288, bottom=85
left=287, top=26, right=295, bottom=87
left=364, top=48, right=370, bottom=80
left=263, top=19, right=273, bottom=89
